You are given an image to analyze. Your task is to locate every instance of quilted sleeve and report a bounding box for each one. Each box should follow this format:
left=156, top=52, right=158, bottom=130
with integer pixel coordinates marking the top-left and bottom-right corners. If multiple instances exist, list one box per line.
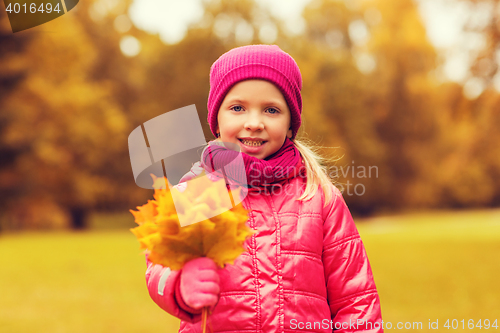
left=145, top=255, right=202, bottom=323
left=322, top=185, right=384, bottom=333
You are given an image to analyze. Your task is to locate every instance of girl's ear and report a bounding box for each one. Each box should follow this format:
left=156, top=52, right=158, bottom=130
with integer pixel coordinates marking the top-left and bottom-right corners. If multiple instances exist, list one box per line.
left=286, top=127, right=292, bottom=139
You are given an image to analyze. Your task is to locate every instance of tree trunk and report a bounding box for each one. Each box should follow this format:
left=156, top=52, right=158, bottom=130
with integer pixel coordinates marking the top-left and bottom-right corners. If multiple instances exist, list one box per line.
left=69, top=207, right=88, bottom=230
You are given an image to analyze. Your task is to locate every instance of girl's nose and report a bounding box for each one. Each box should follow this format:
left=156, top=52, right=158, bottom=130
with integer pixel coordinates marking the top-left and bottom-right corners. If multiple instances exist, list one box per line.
left=244, top=111, right=264, bottom=132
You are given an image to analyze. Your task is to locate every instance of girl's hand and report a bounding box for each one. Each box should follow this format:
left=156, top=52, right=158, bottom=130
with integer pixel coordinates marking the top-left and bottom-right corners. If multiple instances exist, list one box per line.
left=179, top=257, right=220, bottom=310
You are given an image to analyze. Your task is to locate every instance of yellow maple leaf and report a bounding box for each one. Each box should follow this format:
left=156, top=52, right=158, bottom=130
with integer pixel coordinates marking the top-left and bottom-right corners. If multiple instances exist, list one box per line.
left=130, top=172, right=254, bottom=270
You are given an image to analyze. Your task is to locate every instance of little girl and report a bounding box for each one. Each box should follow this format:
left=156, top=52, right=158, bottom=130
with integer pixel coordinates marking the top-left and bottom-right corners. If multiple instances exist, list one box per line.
left=145, top=45, right=383, bottom=333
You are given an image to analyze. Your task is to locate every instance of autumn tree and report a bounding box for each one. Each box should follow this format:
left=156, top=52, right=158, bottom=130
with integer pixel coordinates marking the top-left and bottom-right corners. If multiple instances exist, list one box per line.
left=0, top=11, right=34, bottom=230
left=0, top=0, right=149, bottom=229
left=433, top=0, right=500, bottom=207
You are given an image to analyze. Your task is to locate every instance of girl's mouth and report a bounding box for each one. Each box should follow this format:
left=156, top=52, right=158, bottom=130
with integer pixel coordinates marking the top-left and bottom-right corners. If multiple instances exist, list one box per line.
left=238, top=139, right=266, bottom=147
left=238, top=139, right=267, bottom=154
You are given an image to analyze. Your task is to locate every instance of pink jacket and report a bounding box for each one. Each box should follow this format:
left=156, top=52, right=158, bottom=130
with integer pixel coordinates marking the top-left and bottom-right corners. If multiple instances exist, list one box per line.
left=145, top=160, right=383, bottom=332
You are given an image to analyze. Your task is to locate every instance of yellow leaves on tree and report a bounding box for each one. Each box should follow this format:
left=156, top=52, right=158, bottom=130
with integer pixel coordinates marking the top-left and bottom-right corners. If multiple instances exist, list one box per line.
left=130, top=174, right=253, bottom=270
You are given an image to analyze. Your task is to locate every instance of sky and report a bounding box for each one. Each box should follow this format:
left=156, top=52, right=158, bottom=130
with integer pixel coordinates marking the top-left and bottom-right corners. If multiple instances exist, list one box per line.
left=126, top=0, right=500, bottom=95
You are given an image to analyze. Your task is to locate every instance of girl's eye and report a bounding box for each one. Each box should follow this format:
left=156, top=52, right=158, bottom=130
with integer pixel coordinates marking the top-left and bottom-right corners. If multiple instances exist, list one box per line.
left=266, top=107, right=279, bottom=114
left=231, top=106, right=244, bottom=112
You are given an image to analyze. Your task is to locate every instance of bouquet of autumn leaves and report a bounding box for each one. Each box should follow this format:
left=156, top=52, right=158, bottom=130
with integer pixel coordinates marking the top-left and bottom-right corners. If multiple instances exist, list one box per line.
left=130, top=173, right=253, bottom=271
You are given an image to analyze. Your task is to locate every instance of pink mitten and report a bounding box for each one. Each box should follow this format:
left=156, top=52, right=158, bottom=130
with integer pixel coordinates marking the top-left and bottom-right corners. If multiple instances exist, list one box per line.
left=178, top=257, right=220, bottom=311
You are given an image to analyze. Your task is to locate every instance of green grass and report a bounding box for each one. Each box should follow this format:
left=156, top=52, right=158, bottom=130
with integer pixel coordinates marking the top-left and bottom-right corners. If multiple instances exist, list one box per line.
left=1, top=209, right=499, bottom=332
left=356, top=209, right=500, bottom=331
left=0, top=230, right=180, bottom=333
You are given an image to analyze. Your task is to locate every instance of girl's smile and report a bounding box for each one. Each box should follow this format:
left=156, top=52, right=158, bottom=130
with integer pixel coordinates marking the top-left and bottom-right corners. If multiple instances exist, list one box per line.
left=216, top=79, right=292, bottom=160
left=237, top=137, right=268, bottom=155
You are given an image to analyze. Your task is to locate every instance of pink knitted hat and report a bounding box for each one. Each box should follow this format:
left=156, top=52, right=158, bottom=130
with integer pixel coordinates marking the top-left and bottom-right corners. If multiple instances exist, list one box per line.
left=207, top=44, right=303, bottom=139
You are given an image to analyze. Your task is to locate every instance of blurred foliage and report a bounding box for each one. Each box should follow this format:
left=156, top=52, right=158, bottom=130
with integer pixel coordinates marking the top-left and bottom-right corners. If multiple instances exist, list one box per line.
left=458, top=0, right=500, bottom=84
left=0, top=0, right=499, bottom=230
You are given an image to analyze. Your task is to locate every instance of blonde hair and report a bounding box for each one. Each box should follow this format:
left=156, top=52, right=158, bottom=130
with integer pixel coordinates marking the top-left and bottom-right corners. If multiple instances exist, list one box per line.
left=291, top=137, right=340, bottom=207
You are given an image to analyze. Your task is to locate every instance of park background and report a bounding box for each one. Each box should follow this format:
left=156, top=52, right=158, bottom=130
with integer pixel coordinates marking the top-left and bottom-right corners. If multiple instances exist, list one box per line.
left=1, top=0, right=499, bottom=331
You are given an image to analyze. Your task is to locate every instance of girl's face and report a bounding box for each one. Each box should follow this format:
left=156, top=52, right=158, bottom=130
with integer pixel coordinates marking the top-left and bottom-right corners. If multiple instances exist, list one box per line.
left=216, top=79, right=292, bottom=160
